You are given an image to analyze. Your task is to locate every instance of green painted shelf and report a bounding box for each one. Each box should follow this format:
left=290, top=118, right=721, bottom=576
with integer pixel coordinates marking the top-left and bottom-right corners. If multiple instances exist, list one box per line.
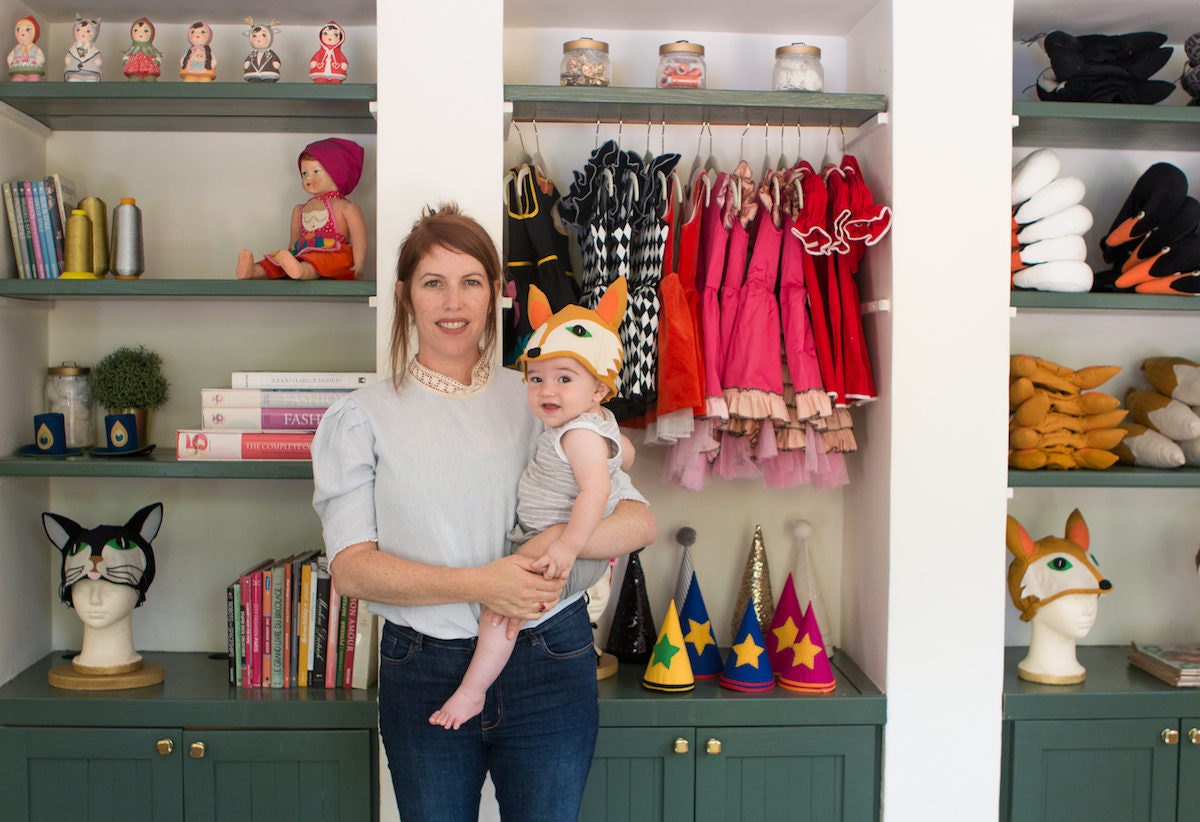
left=1009, top=467, right=1200, bottom=488
left=1013, top=101, right=1200, bottom=151
left=0, top=82, right=378, bottom=133
left=0, top=451, right=313, bottom=479
left=0, top=278, right=375, bottom=301
left=1011, top=291, right=1200, bottom=311
left=505, top=84, right=887, bottom=127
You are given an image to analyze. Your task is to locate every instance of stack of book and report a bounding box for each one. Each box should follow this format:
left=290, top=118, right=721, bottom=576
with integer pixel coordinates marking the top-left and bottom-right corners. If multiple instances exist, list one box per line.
left=228, top=551, right=378, bottom=690
left=2, top=174, right=76, bottom=279
left=1127, top=641, right=1200, bottom=687
left=176, top=370, right=376, bottom=460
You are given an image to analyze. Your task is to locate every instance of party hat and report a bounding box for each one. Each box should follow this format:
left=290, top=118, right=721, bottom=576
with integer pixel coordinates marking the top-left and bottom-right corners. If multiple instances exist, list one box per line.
left=642, top=599, right=695, bottom=692
left=777, top=601, right=837, bottom=693
left=673, top=526, right=697, bottom=612
left=767, top=572, right=805, bottom=675
left=679, top=571, right=723, bottom=678
left=719, top=599, right=775, bottom=692
left=730, top=524, right=775, bottom=642
left=790, top=519, right=828, bottom=631
left=605, top=548, right=657, bottom=663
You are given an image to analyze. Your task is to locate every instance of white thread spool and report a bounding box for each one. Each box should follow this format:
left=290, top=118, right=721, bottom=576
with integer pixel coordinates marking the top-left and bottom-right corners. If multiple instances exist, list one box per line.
left=109, top=197, right=144, bottom=279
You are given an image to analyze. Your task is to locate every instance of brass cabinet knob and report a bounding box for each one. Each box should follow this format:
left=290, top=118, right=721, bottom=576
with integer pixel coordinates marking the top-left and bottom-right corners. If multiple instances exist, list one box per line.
left=155, top=738, right=174, bottom=756
left=673, top=737, right=689, bottom=754
left=189, top=741, right=206, bottom=759
left=706, top=738, right=722, bottom=755
left=1162, top=729, right=1180, bottom=746
left=1189, top=728, right=1200, bottom=745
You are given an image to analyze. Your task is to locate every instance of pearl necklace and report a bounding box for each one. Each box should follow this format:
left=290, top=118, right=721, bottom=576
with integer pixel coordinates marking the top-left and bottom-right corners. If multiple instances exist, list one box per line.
left=406, top=357, right=492, bottom=398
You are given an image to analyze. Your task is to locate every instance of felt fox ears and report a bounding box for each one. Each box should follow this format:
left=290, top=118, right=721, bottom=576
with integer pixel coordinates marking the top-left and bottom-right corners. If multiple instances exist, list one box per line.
left=522, top=278, right=628, bottom=401
left=527, top=277, right=627, bottom=334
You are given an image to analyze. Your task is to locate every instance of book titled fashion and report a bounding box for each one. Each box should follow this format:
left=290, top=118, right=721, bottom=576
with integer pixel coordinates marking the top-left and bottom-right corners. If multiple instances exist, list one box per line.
left=230, top=371, right=376, bottom=390
left=200, top=387, right=350, bottom=408
left=1128, top=642, right=1200, bottom=687
left=176, top=429, right=315, bottom=460
left=200, top=406, right=327, bottom=431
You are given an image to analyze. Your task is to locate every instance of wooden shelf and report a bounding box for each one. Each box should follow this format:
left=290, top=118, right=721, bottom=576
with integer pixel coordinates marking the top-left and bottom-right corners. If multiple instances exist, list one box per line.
left=1011, top=290, right=1200, bottom=311
left=0, top=278, right=376, bottom=301
left=0, top=82, right=378, bottom=133
left=0, top=452, right=313, bottom=479
left=1009, top=467, right=1200, bottom=489
left=1013, top=101, right=1200, bottom=151
left=505, top=84, right=887, bottom=127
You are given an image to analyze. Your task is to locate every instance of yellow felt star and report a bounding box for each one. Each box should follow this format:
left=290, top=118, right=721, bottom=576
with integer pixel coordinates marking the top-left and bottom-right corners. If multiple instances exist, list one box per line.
left=772, top=616, right=799, bottom=654
left=684, top=618, right=715, bottom=656
left=790, top=633, right=823, bottom=670
left=731, top=634, right=765, bottom=668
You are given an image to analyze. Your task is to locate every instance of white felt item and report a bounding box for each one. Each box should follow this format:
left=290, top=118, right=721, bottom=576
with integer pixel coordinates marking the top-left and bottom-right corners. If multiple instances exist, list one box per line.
left=1180, top=435, right=1200, bottom=467
left=1017, top=204, right=1094, bottom=244
left=1124, top=427, right=1186, bottom=468
left=1012, top=147, right=1062, bottom=206
left=1167, top=366, right=1200, bottom=405
left=1012, top=260, right=1094, bottom=292
left=1014, top=177, right=1087, bottom=225
left=1145, top=399, right=1200, bottom=441
left=1019, top=235, right=1088, bottom=264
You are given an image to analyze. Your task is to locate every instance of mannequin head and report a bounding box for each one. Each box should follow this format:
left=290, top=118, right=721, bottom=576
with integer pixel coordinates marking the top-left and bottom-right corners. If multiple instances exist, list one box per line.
left=1033, top=591, right=1099, bottom=640
left=72, top=578, right=139, bottom=629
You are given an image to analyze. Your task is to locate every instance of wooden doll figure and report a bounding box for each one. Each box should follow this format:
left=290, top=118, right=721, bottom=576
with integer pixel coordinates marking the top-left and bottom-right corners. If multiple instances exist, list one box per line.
left=122, top=17, right=162, bottom=81
left=64, top=15, right=102, bottom=82
left=309, top=21, right=347, bottom=83
left=236, top=138, right=367, bottom=280
left=7, top=15, right=46, bottom=81
left=179, top=20, right=216, bottom=82
left=242, top=17, right=281, bottom=82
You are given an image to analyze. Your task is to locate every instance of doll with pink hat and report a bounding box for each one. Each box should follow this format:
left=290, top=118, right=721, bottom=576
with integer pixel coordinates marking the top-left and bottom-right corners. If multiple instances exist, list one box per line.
left=7, top=15, right=46, bottom=81
left=237, top=138, right=367, bottom=280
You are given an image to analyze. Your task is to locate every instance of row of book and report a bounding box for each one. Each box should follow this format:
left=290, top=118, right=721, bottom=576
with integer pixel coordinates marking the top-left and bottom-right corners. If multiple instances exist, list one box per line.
left=1127, top=641, right=1200, bottom=687
left=2, top=175, right=76, bottom=279
left=229, top=550, right=378, bottom=690
left=176, top=371, right=376, bottom=461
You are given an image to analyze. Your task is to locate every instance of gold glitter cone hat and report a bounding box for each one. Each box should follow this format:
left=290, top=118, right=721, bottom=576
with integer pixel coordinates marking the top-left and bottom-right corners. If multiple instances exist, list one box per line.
left=642, top=599, right=695, bottom=692
left=730, top=524, right=775, bottom=642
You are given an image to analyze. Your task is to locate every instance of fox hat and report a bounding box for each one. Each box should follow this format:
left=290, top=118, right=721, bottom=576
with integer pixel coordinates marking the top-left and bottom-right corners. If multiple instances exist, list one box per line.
left=521, top=277, right=627, bottom=402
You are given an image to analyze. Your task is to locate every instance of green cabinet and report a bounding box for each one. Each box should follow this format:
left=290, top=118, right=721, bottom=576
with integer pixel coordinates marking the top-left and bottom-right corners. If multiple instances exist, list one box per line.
left=0, top=653, right=378, bottom=822
left=582, top=653, right=884, bottom=822
left=1003, top=647, right=1200, bottom=822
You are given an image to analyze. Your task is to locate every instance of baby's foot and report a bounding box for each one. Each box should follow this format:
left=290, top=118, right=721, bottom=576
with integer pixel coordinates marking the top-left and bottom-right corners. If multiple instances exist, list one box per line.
left=429, top=688, right=485, bottom=730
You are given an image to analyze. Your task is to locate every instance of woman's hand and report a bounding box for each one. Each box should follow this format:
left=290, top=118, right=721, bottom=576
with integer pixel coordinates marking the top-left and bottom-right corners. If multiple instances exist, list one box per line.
left=478, top=554, right=565, bottom=622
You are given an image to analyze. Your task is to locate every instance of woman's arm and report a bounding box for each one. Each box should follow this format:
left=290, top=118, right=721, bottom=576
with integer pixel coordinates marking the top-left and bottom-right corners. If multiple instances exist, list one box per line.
left=329, top=540, right=564, bottom=622
left=520, top=498, right=656, bottom=563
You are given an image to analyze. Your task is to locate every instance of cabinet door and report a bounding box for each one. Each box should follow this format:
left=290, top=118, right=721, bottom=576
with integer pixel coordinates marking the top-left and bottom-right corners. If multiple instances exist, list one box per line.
left=0, top=726, right=184, bottom=822
left=579, top=727, right=695, bottom=822
left=1009, top=718, right=1178, bottom=822
left=694, top=725, right=879, bottom=822
left=182, top=729, right=372, bottom=822
left=1179, top=717, right=1200, bottom=816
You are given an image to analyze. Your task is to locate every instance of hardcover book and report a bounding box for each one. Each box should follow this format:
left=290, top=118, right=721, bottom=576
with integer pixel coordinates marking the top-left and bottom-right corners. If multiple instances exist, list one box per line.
left=200, top=406, right=327, bottom=431
left=350, top=607, right=379, bottom=690
left=176, top=429, right=315, bottom=460
left=1128, top=642, right=1200, bottom=687
left=230, top=371, right=377, bottom=390
left=200, top=387, right=350, bottom=408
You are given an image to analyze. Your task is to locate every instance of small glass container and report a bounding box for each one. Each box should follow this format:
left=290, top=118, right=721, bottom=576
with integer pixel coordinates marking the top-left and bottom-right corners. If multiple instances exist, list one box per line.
left=560, top=38, right=610, bottom=87
left=46, top=362, right=94, bottom=448
left=773, top=43, right=824, bottom=92
left=658, top=40, right=706, bottom=89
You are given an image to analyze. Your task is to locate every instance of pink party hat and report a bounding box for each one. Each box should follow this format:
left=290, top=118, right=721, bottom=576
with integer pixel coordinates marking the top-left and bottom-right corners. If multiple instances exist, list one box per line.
left=719, top=599, right=775, bottom=692
left=642, top=599, right=695, bottom=692
left=777, top=601, right=837, bottom=693
left=767, top=573, right=804, bottom=675
left=678, top=571, right=723, bottom=678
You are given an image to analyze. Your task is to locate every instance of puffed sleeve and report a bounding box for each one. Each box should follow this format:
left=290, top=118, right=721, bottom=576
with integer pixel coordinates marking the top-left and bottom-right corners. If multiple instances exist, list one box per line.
left=311, top=396, right=378, bottom=564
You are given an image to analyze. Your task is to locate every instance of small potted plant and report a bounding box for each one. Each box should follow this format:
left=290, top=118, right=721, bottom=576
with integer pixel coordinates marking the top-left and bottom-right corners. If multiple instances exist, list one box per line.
left=91, top=344, right=169, bottom=446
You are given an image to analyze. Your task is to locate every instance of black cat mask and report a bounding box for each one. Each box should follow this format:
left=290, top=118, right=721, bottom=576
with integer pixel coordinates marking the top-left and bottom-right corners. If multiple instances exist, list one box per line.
left=42, top=502, right=163, bottom=607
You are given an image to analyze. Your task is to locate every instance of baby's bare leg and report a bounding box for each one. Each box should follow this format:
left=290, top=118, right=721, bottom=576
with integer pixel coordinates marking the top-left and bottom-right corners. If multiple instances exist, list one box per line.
left=429, top=609, right=517, bottom=730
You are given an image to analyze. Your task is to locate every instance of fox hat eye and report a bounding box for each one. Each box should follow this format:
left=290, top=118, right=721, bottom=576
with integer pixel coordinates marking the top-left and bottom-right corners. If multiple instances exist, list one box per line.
left=1048, top=557, right=1073, bottom=571
left=567, top=323, right=592, bottom=338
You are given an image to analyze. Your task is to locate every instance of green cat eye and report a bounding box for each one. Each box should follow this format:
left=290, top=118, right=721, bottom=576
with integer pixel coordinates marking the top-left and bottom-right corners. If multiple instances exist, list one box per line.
left=1048, top=557, right=1073, bottom=571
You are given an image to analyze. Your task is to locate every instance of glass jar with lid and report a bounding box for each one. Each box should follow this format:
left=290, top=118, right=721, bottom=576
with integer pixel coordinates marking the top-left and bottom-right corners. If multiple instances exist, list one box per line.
left=773, top=43, right=824, bottom=91
left=46, top=362, right=94, bottom=448
left=561, top=38, right=611, bottom=87
left=658, top=40, right=706, bottom=89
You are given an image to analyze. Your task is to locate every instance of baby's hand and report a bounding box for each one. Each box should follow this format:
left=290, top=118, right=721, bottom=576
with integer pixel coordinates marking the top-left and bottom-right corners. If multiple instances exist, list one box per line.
left=530, top=540, right=576, bottom=581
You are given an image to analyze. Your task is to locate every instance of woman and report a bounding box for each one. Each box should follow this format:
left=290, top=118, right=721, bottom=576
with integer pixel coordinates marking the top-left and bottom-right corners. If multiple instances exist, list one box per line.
left=311, top=204, right=655, bottom=820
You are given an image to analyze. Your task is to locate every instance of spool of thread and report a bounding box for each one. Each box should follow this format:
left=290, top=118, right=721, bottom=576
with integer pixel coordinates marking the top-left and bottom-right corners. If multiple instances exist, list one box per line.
left=61, top=209, right=96, bottom=279
left=78, top=196, right=109, bottom=276
left=109, top=197, right=145, bottom=279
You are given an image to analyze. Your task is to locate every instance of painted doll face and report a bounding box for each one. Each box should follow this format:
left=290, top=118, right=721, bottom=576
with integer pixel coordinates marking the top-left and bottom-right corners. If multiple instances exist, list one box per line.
left=250, top=27, right=271, bottom=48
left=320, top=26, right=343, bottom=47
left=14, top=18, right=36, bottom=45
left=131, top=20, right=152, bottom=43
left=188, top=24, right=211, bottom=47
left=74, top=21, right=96, bottom=45
left=299, top=158, right=337, bottom=195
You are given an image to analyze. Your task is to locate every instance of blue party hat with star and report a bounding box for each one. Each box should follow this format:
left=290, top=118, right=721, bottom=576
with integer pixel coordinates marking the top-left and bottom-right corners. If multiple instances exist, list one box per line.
left=718, top=599, right=775, bottom=692
left=679, top=571, right=722, bottom=678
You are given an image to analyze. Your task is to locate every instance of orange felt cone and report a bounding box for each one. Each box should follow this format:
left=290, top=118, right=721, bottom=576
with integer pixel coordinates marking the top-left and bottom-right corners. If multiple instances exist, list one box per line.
left=642, top=599, right=695, bottom=692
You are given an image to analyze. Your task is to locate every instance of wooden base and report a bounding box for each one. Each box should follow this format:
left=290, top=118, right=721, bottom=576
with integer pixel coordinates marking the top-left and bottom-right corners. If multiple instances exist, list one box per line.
left=1017, top=663, right=1085, bottom=685
left=597, top=652, right=618, bottom=681
left=48, top=661, right=164, bottom=690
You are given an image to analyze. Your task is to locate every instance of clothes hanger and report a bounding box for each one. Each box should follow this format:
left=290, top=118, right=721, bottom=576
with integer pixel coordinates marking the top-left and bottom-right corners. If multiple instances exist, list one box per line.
left=529, top=119, right=548, bottom=179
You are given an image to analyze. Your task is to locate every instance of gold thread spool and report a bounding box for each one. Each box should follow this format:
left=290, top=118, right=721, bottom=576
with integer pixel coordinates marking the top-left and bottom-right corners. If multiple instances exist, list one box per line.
left=61, top=209, right=97, bottom=279
left=78, top=196, right=109, bottom=276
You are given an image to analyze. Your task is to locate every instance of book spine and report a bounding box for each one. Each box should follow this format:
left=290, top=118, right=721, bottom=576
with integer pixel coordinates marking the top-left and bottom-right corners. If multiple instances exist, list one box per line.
left=271, top=563, right=285, bottom=688
left=176, top=429, right=314, bottom=460
left=312, top=563, right=330, bottom=689
left=351, top=609, right=378, bottom=690
left=230, top=371, right=376, bottom=389
left=32, top=181, right=57, bottom=278
left=233, top=581, right=244, bottom=687
left=282, top=558, right=293, bottom=688
left=335, top=595, right=350, bottom=688
left=306, top=555, right=320, bottom=682
left=22, top=182, right=44, bottom=278
left=342, top=597, right=359, bottom=688
left=2, top=182, right=27, bottom=278
left=200, top=388, right=349, bottom=408
left=297, top=559, right=313, bottom=687
left=250, top=568, right=264, bottom=688
left=324, top=580, right=340, bottom=689
left=200, top=407, right=327, bottom=431
left=289, top=553, right=306, bottom=686
left=52, top=175, right=77, bottom=224
left=239, top=572, right=252, bottom=686
left=42, top=176, right=65, bottom=274
left=226, top=583, right=236, bottom=685
left=261, top=567, right=273, bottom=689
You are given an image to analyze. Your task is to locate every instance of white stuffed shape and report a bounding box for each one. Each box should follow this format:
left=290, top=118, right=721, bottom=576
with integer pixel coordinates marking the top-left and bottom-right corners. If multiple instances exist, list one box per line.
left=1142, top=357, right=1200, bottom=405
left=1121, top=425, right=1186, bottom=467
left=1019, top=235, right=1088, bottom=264
left=1017, top=204, right=1094, bottom=244
left=1014, top=177, right=1087, bottom=225
left=1012, top=148, right=1062, bottom=206
left=1013, top=260, right=1094, bottom=292
left=1126, top=389, right=1200, bottom=441
left=1180, top=436, right=1200, bottom=467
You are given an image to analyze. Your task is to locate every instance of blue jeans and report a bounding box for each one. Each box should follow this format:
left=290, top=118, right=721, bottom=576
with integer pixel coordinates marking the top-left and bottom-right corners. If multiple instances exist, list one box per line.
left=379, top=596, right=599, bottom=821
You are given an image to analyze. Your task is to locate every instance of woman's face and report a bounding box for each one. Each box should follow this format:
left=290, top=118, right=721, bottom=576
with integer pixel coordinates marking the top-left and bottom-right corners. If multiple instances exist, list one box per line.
left=403, top=245, right=496, bottom=375
left=131, top=21, right=152, bottom=43
left=71, top=578, right=138, bottom=630
left=14, top=19, right=35, bottom=45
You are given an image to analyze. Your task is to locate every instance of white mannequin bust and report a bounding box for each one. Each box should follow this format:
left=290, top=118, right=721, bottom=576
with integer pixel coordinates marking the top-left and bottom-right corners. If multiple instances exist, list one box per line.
left=1018, top=592, right=1099, bottom=684
left=70, top=578, right=143, bottom=674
